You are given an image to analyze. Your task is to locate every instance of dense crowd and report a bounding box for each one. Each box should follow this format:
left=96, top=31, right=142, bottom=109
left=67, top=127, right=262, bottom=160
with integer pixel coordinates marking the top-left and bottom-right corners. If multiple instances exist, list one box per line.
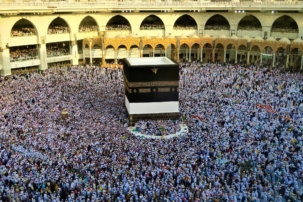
left=173, top=26, right=197, bottom=30
left=0, top=62, right=303, bottom=202
left=46, top=46, right=70, bottom=57
left=106, top=25, right=131, bottom=31
left=271, top=27, right=298, bottom=32
left=10, top=47, right=38, bottom=62
left=237, top=26, right=262, bottom=31
left=11, top=28, right=37, bottom=37
left=140, top=24, right=165, bottom=30
left=48, top=26, right=70, bottom=35
left=79, top=25, right=98, bottom=32
left=134, top=120, right=182, bottom=136
left=204, top=25, right=230, bottom=30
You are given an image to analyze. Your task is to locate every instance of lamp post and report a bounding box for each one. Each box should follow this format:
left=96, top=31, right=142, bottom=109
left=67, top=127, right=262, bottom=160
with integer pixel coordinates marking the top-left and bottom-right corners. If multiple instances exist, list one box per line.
left=61, top=109, right=68, bottom=120
left=129, top=116, right=133, bottom=130
left=182, top=114, right=186, bottom=127
left=161, top=124, right=165, bottom=139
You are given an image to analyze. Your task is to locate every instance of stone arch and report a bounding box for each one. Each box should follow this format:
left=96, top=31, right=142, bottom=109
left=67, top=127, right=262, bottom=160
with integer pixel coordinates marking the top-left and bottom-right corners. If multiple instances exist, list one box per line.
left=173, top=14, right=197, bottom=29
left=140, top=15, right=165, bottom=30
left=191, top=43, right=201, bottom=49
left=168, top=43, right=177, bottom=61
left=155, top=43, right=166, bottom=50
left=129, top=44, right=140, bottom=57
left=143, top=44, right=153, bottom=57
left=271, top=15, right=299, bottom=33
left=83, top=38, right=91, bottom=49
left=202, top=43, right=213, bottom=49
left=275, top=47, right=287, bottom=67
left=104, top=45, right=115, bottom=64
left=215, top=43, right=224, bottom=49
left=154, top=44, right=165, bottom=57
left=117, top=44, right=128, bottom=59
left=276, top=46, right=286, bottom=54
left=180, top=42, right=190, bottom=49
left=226, top=44, right=233, bottom=49
left=262, top=46, right=274, bottom=66
left=235, top=43, right=247, bottom=51
left=106, top=15, right=131, bottom=31
left=215, top=43, right=224, bottom=62
left=79, top=16, right=99, bottom=32
left=250, top=45, right=261, bottom=64
left=263, top=46, right=274, bottom=54
left=250, top=44, right=261, bottom=52
left=179, top=43, right=190, bottom=62
left=238, top=45, right=247, bottom=51
left=237, top=15, right=262, bottom=30
left=205, top=14, right=230, bottom=30
left=105, top=44, right=116, bottom=51
left=47, top=17, right=70, bottom=34
left=225, top=44, right=235, bottom=63
left=92, top=44, right=101, bottom=49
left=10, top=18, right=38, bottom=37
left=143, top=43, right=154, bottom=50
left=91, top=42, right=101, bottom=49
left=190, top=43, right=200, bottom=61
left=203, top=43, right=213, bottom=62
left=237, top=45, right=248, bottom=63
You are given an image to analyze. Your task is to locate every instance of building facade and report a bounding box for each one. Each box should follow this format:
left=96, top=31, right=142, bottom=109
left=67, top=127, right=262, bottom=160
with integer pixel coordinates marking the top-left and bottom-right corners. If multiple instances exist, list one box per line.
left=0, top=0, right=303, bottom=75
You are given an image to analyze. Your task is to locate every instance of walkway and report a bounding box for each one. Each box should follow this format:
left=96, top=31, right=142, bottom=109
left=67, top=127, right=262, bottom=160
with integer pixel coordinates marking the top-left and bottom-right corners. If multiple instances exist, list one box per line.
left=127, top=124, right=189, bottom=139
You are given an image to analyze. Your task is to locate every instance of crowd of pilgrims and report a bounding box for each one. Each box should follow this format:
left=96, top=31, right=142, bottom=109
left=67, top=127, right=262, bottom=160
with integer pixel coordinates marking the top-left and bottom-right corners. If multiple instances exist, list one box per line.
left=0, top=61, right=303, bottom=202
left=133, top=120, right=182, bottom=136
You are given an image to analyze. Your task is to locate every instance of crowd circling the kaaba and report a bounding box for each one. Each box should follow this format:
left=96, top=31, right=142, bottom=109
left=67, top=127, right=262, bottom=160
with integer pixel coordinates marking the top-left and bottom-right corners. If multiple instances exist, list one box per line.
left=1, top=61, right=303, bottom=202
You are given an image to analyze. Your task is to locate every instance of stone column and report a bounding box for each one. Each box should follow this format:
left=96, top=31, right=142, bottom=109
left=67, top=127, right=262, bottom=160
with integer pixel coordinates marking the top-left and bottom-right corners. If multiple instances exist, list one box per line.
left=286, top=54, right=289, bottom=68
left=177, top=48, right=180, bottom=62
left=0, top=48, right=11, bottom=76
left=247, top=51, right=250, bottom=65
left=223, top=49, right=226, bottom=63
left=185, top=48, right=188, bottom=61
left=196, top=48, right=199, bottom=61
left=301, top=55, right=303, bottom=70
left=272, top=53, right=275, bottom=68
left=189, top=48, right=192, bottom=62
left=82, top=45, right=85, bottom=64
left=39, top=36, right=48, bottom=70
left=89, top=47, right=93, bottom=65
left=114, top=51, right=118, bottom=64
left=260, top=54, right=263, bottom=65
left=235, top=50, right=238, bottom=63
left=71, top=40, right=79, bottom=66
left=200, top=47, right=203, bottom=62
left=212, top=49, right=215, bottom=63
left=102, top=52, right=105, bottom=66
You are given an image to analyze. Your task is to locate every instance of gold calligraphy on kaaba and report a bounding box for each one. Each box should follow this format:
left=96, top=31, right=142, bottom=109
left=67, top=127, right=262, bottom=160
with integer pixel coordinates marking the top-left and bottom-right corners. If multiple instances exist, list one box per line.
left=158, top=88, right=170, bottom=92
left=139, top=88, right=151, bottom=93
left=124, top=82, right=132, bottom=93
left=124, top=75, right=178, bottom=88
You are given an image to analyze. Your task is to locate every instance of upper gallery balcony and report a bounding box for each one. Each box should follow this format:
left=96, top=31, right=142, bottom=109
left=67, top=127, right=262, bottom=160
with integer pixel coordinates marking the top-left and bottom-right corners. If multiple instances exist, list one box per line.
left=0, top=0, right=303, bottom=14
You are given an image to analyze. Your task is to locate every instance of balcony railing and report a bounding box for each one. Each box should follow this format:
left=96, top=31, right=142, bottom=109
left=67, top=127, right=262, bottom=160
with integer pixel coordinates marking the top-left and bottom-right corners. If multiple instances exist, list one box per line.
left=0, top=0, right=303, bottom=11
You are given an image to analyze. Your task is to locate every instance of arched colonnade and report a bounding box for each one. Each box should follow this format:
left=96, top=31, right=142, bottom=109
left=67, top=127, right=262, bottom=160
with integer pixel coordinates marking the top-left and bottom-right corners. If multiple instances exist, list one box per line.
left=82, top=35, right=303, bottom=69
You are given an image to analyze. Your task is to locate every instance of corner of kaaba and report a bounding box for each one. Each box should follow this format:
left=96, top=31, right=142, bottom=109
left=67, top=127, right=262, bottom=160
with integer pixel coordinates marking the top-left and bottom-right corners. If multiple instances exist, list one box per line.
left=122, top=57, right=180, bottom=120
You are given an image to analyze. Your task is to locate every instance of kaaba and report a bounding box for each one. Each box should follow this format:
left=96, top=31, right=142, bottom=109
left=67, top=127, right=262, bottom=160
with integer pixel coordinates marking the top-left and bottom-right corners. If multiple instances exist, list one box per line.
left=122, top=57, right=179, bottom=120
